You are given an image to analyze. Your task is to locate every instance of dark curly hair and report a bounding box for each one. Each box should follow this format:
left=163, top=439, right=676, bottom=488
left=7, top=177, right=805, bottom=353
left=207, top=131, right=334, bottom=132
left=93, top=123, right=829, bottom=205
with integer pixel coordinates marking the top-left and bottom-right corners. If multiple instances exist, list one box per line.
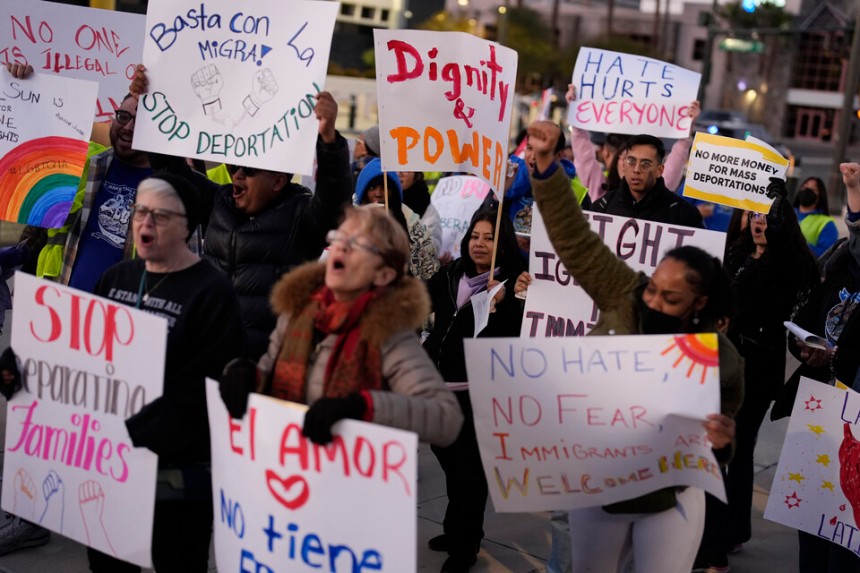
left=662, top=245, right=736, bottom=330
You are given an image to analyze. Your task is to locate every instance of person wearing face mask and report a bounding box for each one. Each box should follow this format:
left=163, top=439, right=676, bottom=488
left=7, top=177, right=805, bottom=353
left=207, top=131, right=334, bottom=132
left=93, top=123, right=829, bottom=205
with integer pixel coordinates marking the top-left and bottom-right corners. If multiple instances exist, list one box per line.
left=693, top=183, right=819, bottom=572
left=794, top=177, right=839, bottom=258
left=526, top=121, right=742, bottom=573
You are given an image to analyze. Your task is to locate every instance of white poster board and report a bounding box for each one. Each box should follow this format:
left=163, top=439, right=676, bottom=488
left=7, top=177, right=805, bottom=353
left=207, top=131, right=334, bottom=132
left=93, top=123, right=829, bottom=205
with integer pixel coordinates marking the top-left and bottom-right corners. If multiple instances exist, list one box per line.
left=135, top=0, right=337, bottom=175
left=521, top=206, right=726, bottom=337
left=429, top=175, right=493, bottom=259
left=764, top=378, right=860, bottom=553
left=683, top=132, right=788, bottom=214
left=0, top=0, right=145, bottom=123
left=206, top=381, right=418, bottom=572
left=567, top=48, right=701, bottom=139
left=374, top=30, right=517, bottom=191
left=0, top=72, right=97, bottom=227
left=464, top=334, right=725, bottom=512
left=3, top=272, right=166, bottom=568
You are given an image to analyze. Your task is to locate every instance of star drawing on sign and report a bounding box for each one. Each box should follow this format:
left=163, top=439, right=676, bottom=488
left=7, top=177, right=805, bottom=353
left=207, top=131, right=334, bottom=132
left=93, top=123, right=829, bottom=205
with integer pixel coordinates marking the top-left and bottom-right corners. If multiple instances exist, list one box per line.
left=816, top=454, right=831, bottom=467
left=808, top=424, right=826, bottom=436
left=804, top=396, right=823, bottom=411
left=785, top=491, right=802, bottom=509
left=788, top=472, right=806, bottom=484
left=822, top=481, right=835, bottom=491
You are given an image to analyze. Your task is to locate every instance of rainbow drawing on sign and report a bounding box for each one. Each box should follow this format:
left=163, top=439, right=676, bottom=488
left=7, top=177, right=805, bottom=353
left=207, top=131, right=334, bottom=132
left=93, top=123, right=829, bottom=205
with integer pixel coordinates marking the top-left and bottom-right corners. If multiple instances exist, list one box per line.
left=0, top=136, right=87, bottom=228
left=661, top=334, right=719, bottom=384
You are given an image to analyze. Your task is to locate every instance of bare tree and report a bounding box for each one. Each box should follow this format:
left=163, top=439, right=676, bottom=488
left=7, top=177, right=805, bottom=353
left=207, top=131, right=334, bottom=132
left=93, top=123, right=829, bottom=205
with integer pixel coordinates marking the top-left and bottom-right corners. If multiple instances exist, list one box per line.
left=551, top=0, right=560, bottom=48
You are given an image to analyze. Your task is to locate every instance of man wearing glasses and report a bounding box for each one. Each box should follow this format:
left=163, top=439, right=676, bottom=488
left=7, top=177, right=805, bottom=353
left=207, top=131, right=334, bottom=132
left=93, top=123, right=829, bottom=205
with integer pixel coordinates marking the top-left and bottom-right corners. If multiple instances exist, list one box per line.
left=590, top=134, right=704, bottom=229
left=4, top=61, right=158, bottom=291
left=199, top=89, right=352, bottom=359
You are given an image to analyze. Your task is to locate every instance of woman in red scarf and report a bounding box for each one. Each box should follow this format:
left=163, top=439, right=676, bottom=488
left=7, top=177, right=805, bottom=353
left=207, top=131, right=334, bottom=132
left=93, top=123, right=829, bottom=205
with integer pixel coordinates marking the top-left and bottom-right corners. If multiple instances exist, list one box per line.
left=219, top=207, right=463, bottom=447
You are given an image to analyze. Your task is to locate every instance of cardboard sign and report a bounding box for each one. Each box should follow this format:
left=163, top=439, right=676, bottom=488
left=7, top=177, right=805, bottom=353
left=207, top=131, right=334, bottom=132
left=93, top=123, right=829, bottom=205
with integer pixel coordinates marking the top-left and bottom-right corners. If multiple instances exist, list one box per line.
left=0, top=0, right=145, bottom=123
left=429, top=175, right=492, bottom=259
left=464, top=334, right=725, bottom=512
left=207, top=381, right=418, bottom=572
left=683, top=132, right=788, bottom=214
left=567, top=47, right=701, bottom=139
left=374, top=30, right=517, bottom=191
left=0, top=72, right=97, bottom=228
left=764, top=378, right=860, bottom=556
left=3, top=272, right=166, bottom=568
left=135, top=0, right=337, bottom=174
left=521, top=206, right=726, bottom=338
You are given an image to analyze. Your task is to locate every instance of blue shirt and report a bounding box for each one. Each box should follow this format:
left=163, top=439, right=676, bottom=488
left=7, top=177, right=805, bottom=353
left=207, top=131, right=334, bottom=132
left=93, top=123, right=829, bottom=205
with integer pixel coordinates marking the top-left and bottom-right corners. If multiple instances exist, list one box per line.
left=69, top=160, right=151, bottom=292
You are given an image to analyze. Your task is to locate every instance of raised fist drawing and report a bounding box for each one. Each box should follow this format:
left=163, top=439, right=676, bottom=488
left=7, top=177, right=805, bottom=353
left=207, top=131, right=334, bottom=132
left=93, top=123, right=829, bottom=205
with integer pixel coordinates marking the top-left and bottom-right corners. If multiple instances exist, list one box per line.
left=191, top=64, right=224, bottom=114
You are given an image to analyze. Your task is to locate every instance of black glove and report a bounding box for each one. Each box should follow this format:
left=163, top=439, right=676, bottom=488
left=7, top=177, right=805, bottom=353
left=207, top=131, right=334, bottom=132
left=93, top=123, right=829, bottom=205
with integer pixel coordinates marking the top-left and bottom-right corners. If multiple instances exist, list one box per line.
left=0, top=347, right=22, bottom=400
left=765, top=176, right=787, bottom=200
left=219, top=358, right=257, bottom=419
left=765, top=177, right=786, bottom=240
left=302, top=393, right=367, bottom=444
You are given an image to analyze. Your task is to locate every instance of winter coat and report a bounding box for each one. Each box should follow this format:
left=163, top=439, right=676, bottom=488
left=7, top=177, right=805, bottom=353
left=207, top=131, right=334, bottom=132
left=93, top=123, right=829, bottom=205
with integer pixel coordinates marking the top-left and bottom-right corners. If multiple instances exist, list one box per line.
left=533, top=166, right=743, bottom=412
left=257, top=263, right=463, bottom=447
left=423, top=258, right=525, bottom=384
left=202, top=135, right=353, bottom=358
left=590, top=177, right=704, bottom=229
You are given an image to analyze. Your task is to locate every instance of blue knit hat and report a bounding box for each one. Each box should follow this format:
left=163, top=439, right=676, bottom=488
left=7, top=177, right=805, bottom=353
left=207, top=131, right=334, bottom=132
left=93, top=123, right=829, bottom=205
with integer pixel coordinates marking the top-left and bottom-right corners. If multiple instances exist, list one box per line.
left=354, top=157, right=403, bottom=205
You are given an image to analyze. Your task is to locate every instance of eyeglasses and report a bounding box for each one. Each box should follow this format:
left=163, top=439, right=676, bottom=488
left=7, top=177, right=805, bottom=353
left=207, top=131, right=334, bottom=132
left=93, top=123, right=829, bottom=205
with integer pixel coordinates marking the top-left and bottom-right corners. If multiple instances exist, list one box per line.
left=131, top=204, right=187, bottom=225
left=115, top=110, right=136, bottom=126
left=226, top=164, right=264, bottom=177
left=747, top=212, right=767, bottom=222
left=624, top=156, right=656, bottom=171
left=326, top=230, right=383, bottom=257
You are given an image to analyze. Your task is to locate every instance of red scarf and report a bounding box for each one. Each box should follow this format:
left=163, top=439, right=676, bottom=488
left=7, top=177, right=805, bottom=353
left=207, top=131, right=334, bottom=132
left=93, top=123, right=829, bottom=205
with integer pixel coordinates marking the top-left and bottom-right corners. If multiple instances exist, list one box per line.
left=271, top=286, right=383, bottom=403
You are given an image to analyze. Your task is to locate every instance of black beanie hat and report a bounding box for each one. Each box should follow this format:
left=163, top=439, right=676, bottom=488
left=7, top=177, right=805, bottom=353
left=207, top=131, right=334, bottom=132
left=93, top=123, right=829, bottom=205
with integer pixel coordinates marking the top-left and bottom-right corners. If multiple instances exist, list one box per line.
left=147, top=170, right=201, bottom=237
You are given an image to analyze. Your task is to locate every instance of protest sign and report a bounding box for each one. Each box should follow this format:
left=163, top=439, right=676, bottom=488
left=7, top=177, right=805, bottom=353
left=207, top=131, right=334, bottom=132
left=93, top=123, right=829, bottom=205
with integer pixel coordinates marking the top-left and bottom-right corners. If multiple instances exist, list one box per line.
left=521, top=206, right=726, bottom=338
left=429, top=175, right=493, bottom=258
left=683, top=132, right=788, bottom=214
left=135, top=0, right=337, bottom=174
left=207, top=381, right=417, bottom=572
left=765, top=378, right=860, bottom=556
left=567, top=48, right=701, bottom=138
left=0, top=72, right=97, bottom=227
left=464, top=334, right=724, bottom=512
left=374, top=30, right=517, bottom=191
left=3, top=272, right=166, bottom=567
left=0, top=0, right=144, bottom=123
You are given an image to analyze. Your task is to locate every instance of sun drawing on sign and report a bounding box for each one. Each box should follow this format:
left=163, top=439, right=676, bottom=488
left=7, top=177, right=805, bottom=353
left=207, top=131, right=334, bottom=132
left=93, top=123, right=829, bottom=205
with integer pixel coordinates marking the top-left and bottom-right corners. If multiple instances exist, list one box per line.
left=660, top=334, right=719, bottom=384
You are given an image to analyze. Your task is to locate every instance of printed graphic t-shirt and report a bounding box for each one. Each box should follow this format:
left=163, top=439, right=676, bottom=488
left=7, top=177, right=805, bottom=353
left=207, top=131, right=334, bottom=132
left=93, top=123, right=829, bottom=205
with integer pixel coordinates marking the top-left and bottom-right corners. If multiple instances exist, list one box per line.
left=69, top=159, right=152, bottom=292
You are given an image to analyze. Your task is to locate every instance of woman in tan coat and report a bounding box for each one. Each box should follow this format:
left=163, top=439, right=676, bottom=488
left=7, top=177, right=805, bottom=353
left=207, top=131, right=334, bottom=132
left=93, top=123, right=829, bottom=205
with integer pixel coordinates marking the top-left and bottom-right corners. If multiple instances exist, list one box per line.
left=219, top=207, right=463, bottom=447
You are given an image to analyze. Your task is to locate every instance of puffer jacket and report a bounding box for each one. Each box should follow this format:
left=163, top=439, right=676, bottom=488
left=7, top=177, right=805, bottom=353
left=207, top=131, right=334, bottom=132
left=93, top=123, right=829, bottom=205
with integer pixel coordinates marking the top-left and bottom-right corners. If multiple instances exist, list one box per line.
left=257, top=263, right=463, bottom=447
left=203, top=135, right=352, bottom=359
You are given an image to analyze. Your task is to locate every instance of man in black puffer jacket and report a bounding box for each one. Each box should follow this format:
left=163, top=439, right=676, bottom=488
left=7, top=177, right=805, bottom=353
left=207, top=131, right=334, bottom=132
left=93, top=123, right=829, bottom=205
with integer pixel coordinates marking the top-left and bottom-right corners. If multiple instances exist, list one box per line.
left=202, top=91, right=353, bottom=359
left=131, top=63, right=353, bottom=365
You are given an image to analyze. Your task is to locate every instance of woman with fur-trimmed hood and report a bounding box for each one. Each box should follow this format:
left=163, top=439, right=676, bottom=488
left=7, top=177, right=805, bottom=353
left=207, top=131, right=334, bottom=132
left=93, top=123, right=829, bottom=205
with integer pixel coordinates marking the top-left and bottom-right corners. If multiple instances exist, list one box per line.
left=218, top=207, right=462, bottom=447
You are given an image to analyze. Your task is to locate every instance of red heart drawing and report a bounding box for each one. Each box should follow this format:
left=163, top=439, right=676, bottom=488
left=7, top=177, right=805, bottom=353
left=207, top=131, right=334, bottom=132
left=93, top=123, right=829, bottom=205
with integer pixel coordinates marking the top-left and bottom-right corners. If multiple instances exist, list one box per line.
left=266, top=470, right=310, bottom=511
left=841, top=504, right=847, bottom=511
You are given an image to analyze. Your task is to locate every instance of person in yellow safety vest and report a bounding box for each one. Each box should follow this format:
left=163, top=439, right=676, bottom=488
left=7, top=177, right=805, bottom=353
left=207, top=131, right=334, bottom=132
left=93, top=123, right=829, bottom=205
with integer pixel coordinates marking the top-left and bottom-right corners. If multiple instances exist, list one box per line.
left=30, top=80, right=155, bottom=289
left=794, top=176, right=839, bottom=258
